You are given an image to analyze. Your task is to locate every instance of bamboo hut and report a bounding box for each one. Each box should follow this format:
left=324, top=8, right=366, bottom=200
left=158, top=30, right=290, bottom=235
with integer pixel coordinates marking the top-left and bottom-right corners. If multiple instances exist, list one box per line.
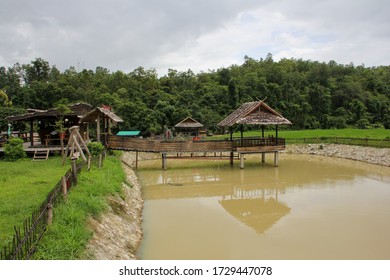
left=218, top=101, right=291, bottom=144
left=79, top=107, right=123, bottom=145
left=6, top=103, right=93, bottom=147
left=174, top=117, right=204, bottom=140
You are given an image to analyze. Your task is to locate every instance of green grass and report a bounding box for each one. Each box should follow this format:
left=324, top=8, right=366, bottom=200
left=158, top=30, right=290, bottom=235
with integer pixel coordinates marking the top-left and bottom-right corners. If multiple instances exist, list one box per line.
left=0, top=157, right=69, bottom=248
left=210, top=128, right=390, bottom=140
left=34, top=154, right=126, bottom=260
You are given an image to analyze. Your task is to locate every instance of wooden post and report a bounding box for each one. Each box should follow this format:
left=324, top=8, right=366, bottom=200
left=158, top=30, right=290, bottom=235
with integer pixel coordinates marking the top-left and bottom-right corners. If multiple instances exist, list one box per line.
left=274, top=151, right=279, bottom=167
left=30, top=119, right=34, bottom=147
left=47, top=203, right=53, bottom=225
left=61, top=176, right=68, bottom=201
left=135, top=151, right=139, bottom=170
left=240, top=153, right=245, bottom=169
left=162, top=153, right=167, bottom=170
left=275, top=124, right=279, bottom=146
left=96, top=115, right=101, bottom=143
left=240, top=124, right=244, bottom=146
left=71, top=158, right=78, bottom=185
left=98, top=154, right=103, bottom=168
left=230, top=152, right=234, bottom=165
left=87, top=155, right=92, bottom=171
left=262, top=153, right=266, bottom=163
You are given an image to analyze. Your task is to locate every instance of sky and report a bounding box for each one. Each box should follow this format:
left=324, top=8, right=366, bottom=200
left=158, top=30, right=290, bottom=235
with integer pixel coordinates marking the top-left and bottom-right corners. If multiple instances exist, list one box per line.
left=1, top=0, right=389, bottom=76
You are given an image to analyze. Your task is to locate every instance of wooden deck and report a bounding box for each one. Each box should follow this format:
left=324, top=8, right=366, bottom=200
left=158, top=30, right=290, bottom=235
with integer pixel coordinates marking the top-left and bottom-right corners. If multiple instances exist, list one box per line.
left=108, top=135, right=286, bottom=169
left=108, top=135, right=285, bottom=153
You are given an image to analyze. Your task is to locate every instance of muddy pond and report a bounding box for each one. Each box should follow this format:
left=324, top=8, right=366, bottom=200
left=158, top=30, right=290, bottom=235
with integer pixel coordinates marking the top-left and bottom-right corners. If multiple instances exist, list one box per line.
left=136, top=154, right=390, bottom=260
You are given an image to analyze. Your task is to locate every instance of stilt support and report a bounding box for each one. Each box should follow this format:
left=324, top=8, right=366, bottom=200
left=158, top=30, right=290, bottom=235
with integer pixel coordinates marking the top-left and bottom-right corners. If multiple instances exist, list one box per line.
left=230, top=152, right=234, bottom=165
left=262, top=153, right=266, bottom=163
left=240, top=153, right=245, bottom=169
left=274, top=151, right=279, bottom=167
left=162, top=152, right=167, bottom=170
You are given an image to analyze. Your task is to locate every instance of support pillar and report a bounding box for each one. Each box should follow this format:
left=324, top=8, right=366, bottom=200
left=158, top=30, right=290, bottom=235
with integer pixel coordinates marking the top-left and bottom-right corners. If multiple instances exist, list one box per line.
left=240, top=153, right=245, bottom=169
left=162, top=153, right=167, bottom=170
left=274, top=151, right=279, bottom=167
left=230, top=152, right=234, bottom=165
left=262, top=153, right=266, bottom=163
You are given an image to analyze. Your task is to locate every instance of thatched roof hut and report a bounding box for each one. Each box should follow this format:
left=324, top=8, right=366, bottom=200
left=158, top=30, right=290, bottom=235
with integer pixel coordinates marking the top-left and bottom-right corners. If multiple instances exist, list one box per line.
left=174, top=117, right=204, bottom=138
left=6, top=103, right=93, bottom=146
left=174, top=117, right=204, bottom=129
left=79, top=107, right=123, bottom=143
left=218, top=101, right=291, bottom=143
left=218, top=101, right=291, bottom=127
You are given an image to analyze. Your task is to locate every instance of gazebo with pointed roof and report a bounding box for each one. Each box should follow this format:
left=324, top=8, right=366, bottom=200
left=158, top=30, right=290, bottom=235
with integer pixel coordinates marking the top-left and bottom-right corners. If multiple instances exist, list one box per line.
left=218, top=101, right=291, bottom=145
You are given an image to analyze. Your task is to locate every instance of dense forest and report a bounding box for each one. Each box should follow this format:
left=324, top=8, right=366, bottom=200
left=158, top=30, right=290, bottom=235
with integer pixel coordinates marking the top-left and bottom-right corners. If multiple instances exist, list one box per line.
left=1, top=55, right=389, bottom=135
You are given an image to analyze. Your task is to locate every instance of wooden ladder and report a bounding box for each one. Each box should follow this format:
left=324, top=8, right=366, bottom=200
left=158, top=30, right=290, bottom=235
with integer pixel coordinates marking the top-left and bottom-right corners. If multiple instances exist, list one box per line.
left=33, top=150, right=49, bottom=161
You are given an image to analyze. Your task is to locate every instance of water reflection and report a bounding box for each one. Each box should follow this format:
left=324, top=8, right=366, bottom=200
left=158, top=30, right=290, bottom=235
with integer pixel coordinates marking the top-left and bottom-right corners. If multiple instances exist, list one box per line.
left=137, top=154, right=390, bottom=259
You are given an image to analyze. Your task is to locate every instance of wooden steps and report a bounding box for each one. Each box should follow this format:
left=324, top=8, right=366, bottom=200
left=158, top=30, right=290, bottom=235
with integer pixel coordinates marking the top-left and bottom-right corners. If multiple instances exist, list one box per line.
left=33, top=150, right=49, bottom=161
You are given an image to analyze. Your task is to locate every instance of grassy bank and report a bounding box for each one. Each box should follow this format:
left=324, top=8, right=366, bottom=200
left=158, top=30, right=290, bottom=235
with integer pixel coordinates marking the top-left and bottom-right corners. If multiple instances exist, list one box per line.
left=34, top=153, right=126, bottom=259
left=211, top=128, right=390, bottom=140
left=0, top=157, right=69, bottom=248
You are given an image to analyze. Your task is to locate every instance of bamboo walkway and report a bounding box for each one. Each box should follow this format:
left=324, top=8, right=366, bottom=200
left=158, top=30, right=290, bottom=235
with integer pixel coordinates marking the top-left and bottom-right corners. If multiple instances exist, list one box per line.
left=107, top=136, right=286, bottom=169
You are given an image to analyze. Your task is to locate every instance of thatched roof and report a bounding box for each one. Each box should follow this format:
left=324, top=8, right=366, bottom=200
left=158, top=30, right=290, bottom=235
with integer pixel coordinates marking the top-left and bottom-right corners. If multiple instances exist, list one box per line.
left=174, top=117, right=203, bottom=128
left=218, top=101, right=291, bottom=127
left=79, top=107, right=123, bottom=123
left=6, top=103, right=93, bottom=121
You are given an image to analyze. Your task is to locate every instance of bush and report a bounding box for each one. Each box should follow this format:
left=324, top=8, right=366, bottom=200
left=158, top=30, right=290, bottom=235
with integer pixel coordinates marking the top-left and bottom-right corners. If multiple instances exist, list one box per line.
left=3, top=138, right=27, bottom=161
left=87, top=142, right=105, bottom=157
left=356, top=118, right=370, bottom=129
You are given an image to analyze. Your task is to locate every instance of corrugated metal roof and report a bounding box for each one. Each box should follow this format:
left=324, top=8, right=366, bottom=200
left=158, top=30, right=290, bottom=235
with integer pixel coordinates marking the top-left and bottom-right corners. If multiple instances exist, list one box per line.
left=116, top=131, right=140, bottom=136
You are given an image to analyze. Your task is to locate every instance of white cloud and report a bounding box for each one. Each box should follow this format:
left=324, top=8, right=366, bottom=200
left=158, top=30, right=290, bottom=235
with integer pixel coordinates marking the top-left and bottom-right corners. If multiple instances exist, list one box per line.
left=1, top=0, right=389, bottom=75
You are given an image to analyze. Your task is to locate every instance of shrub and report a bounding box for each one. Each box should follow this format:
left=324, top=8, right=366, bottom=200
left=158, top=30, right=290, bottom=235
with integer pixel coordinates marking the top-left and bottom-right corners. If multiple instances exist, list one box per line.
left=3, top=138, right=27, bottom=161
left=87, top=142, right=105, bottom=157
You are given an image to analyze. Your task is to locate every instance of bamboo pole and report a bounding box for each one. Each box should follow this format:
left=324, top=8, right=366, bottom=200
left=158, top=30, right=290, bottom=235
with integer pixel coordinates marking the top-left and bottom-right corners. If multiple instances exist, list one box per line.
left=47, top=204, right=53, bottom=225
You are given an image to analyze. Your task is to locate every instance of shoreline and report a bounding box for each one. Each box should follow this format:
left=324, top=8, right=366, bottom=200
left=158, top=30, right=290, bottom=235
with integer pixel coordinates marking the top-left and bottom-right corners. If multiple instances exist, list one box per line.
left=87, top=144, right=389, bottom=259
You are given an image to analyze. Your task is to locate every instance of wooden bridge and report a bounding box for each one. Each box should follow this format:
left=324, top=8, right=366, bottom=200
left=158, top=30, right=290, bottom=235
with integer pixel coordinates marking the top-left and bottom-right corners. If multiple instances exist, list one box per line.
left=107, top=135, right=286, bottom=169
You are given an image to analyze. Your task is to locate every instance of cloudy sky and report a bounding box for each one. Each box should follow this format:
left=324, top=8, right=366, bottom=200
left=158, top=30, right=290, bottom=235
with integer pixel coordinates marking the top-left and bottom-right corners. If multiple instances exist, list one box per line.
left=1, top=0, right=389, bottom=76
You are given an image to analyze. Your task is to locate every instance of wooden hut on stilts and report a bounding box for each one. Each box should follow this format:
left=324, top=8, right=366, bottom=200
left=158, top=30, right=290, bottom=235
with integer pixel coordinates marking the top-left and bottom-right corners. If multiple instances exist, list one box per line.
left=218, top=101, right=291, bottom=168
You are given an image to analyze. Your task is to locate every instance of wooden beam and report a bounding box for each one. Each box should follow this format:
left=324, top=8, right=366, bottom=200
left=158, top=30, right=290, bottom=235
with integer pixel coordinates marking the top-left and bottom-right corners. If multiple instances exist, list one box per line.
left=97, top=115, right=101, bottom=143
left=30, top=119, right=34, bottom=147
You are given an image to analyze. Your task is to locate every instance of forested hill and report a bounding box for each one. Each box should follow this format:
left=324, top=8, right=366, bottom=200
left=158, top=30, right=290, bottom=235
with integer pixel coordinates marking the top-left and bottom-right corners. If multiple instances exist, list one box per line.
left=1, top=56, right=389, bottom=135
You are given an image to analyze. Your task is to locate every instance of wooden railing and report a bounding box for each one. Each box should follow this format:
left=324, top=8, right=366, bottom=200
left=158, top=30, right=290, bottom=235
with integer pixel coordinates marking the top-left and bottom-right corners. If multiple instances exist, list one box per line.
left=108, top=136, right=234, bottom=152
left=107, top=136, right=286, bottom=153
left=231, top=137, right=286, bottom=148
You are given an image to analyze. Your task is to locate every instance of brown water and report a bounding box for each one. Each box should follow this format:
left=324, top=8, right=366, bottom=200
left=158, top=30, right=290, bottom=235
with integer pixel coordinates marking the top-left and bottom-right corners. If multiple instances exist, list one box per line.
left=136, top=154, right=390, bottom=260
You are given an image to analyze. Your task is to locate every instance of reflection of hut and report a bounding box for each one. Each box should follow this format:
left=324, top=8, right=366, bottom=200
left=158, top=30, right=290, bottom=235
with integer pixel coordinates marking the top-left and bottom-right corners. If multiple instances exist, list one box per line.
left=218, top=101, right=291, bottom=143
left=219, top=198, right=290, bottom=234
left=79, top=107, right=123, bottom=145
left=6, top=103, right=92, bottom=147
left=174, top=117, right=204, bottom=139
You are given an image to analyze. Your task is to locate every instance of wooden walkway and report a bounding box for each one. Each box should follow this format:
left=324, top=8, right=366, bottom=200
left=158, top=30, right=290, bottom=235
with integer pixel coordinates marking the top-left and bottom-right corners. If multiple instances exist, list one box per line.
left=107, top=135, right=286, bottom=169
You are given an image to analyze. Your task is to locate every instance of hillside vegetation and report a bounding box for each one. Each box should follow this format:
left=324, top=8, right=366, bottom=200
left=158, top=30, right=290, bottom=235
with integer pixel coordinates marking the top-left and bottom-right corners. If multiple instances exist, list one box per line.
left=1, top=55, right=389, bottom=135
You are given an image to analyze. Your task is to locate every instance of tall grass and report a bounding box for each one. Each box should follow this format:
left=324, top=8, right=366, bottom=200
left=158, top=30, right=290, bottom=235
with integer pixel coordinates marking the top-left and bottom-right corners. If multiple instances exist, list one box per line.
left=0, top=157, right=69, bottom=248
left=34, top=154, right=126, bottom=260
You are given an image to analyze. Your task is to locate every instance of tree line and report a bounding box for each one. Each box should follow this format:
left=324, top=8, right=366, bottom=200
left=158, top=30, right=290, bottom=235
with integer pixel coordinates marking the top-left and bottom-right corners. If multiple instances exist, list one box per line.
left=1, top=55, right=389, bottom=135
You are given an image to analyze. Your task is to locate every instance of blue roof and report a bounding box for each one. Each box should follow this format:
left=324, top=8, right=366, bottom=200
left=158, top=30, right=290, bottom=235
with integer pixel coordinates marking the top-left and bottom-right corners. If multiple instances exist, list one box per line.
left=116, top=131, right=141, bottom=136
